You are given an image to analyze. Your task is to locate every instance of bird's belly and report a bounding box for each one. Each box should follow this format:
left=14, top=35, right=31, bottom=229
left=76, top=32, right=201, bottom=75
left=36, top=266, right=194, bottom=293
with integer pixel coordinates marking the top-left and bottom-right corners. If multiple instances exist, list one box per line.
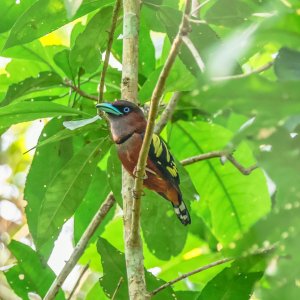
left=116, top=134, right=142, bottom=175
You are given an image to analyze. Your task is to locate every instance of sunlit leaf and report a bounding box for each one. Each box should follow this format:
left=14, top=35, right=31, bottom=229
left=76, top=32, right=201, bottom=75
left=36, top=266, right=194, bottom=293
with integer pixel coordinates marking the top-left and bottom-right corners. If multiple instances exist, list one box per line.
left=35, top=138, right=110, bottom=248
left=0, top=72, right=63, bottom=106
left=4, top=0, right=114, bottom=49
left=0, top=101, right=87, bottom=130
left=5, top=240, right=64, bottom=300
left=70, top=6, right=113, bottom=74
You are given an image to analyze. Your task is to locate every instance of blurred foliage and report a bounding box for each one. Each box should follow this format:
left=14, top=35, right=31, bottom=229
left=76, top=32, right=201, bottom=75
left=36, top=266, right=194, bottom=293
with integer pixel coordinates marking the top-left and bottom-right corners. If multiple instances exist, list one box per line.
left=0, top=0, right=300, bottom=299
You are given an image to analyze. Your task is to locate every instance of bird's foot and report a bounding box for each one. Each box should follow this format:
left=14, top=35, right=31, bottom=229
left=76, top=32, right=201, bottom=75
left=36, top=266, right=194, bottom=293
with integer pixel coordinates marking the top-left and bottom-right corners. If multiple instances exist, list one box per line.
left=133, top=166, right=148, bottom=180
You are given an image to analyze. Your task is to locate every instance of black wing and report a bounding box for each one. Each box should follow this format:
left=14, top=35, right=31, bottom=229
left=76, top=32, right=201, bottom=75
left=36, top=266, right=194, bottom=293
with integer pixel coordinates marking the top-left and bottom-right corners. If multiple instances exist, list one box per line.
left=148, top=134, right=180, bottom=187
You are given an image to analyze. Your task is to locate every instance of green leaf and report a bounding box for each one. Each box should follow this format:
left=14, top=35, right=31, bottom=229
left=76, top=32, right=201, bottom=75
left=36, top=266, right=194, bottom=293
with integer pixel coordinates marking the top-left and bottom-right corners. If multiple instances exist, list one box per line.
left=86, top=282, right=109, bottom=300
left=1, top=72, right=63, bottom=106
left=70, top=6, right=113, bottom=74
left=198, top=253, right=267, bottom=300
left=0, top=101, right=86, bottom=130
left=141, top=162, right=197, bottom=260
left=107, top=145, right=123, bottom=206
left=205, top=0, right=252, bottom=27
left=35, top=138, right=110, bottom=248
left=139, top=58, right=195, bottom=103
left=5, top=240, right=64, bottom=300
left=141, top=190, right=189, bottom=260
left=0, top=0, right=36, bottom=33
left=74, top=168, right=113, bottom=244
left=97, top=237, right=175, bottom=300
left=169, top=121, right=271, bottom=245
left=25, top=119, right=74, bottom=257
left=274, top=47, right=300, bottom=81
left=54, top=49, right=75, bottom=79
left=157, top=6, right=220, bottom=77
left=3, top=0, right=114, bottom=49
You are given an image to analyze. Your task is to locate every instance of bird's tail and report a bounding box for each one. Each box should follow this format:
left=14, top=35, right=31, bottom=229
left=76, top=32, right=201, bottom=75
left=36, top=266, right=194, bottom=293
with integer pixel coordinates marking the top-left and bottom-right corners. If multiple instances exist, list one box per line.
left=172, top=199, right=191, bottom=225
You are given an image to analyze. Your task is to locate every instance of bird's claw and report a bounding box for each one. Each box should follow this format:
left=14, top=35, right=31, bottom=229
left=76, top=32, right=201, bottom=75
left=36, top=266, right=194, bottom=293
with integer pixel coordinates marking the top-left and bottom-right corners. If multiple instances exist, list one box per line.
left=133, top=166, right=148, bottom=180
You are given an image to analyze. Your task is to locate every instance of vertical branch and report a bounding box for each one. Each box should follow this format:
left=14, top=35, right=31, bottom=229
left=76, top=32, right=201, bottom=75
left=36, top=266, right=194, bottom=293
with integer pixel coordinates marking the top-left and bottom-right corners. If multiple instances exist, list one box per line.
left=132, top=0, right=192, bottom=238
left=98, top=0, right=122, bottom=103
left=121, top=1, right=147, bottom=299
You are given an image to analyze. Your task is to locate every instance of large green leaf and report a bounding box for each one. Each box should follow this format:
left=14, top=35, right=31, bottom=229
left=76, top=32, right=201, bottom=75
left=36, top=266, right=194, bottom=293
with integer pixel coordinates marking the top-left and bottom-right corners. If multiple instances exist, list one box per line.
left=24, top=119, right=73, bottom=257
left=157, top=6, right=221, bottom=77
left=97, top=237, right=175, bottom=300
left=198, top=253, right=267, bottom=300
left=70, top=6, right=113, bottom=74
left=0, top=101, right=87, bottom=130
left=0, top=71, right=63, bottom=106
left=34, top=138, right=110, bottom=248
left=141, top=161, right=197, bottom=260
left=3, top=0, right=114, bottom=49
left=107, top=145, right=123, bottom=206
left=205, top=0, right=252, bottom=27
left=5, top=240, right=64, bottom=300
left=0, top=0, right=36, bottom=33
left=168, top=121, right=271, bottom=245
left=74, top=168, right=113, bottom=244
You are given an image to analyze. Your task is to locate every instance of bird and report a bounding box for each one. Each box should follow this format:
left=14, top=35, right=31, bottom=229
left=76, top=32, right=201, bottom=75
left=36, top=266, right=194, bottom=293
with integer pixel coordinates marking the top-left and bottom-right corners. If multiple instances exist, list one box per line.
left=96, top=100, right=191, bottom=225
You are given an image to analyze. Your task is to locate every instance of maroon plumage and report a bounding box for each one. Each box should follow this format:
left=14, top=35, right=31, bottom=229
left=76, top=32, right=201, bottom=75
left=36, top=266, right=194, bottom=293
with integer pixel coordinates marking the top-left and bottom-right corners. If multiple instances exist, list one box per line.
left=96, top=100, right=191, bottom=225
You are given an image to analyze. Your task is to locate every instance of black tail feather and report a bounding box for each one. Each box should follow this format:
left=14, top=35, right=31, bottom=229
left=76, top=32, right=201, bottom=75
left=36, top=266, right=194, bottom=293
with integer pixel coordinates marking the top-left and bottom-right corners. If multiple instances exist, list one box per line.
left=173, top=200, right=191, bottom=225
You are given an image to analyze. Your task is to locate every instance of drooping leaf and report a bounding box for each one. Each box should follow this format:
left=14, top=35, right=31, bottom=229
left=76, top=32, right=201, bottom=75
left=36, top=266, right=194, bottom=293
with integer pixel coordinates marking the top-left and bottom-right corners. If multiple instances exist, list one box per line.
left=0, top=101, right=87, bottom=130
left=157, top=6, right=221, bottom=77
left=1, top=72, right=63, bottom=106
left=3, top=0, right=114, bottom=49
left=0, top=0, right=36, bottom=33
left=35, top=138, right=110, bottom=249
left=168, top=121, right=271, bottom=245
left=107, top=145, right=123, bottom=206
left=141, top=161, right=197, bottom=260
left=70, top=6, right=114, bottom=74
left=97, top=237, right=175, bottom=300
left=205, top=0, right=252, bottom=27
left=198, top=253, right=268, bottom=300
left=54, top=49, right=75, bottom=79
left=5, top=240, right=65, bottom=300
left=74, top=168, right=113, bottom=244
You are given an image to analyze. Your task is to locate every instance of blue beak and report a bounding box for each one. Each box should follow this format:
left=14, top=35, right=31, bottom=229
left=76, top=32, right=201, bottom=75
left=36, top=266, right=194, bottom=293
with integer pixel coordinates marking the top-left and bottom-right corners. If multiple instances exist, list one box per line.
left=96, top=103, right=123, bottom=116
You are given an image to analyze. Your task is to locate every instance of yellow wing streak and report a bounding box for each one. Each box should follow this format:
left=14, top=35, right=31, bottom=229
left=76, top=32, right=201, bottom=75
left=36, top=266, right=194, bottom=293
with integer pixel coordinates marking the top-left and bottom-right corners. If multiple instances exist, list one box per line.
left=152, top=134, right=163, bottom=157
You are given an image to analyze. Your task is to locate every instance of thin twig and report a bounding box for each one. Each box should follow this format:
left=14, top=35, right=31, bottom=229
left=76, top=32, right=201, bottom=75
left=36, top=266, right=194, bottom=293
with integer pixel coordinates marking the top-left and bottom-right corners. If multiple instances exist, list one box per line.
left=212, top=61, right=274, bottom=81
left=132, top=0, right=192, bottom=242
left=180, top=151, right=258, bottom=175
left=111, top=277, right=124, bottom=300
left=226, top=154, right=258, bottom=175
left=151, top=257, right=233, bottom=296
left=154, top=92, right=181, bottom=134
left=63, top=79, right=98, bottom=101
left=43, top=193, right=115, bottom=300
left=182, top=36, right=205, bottom=72
left=67, top=264, right=90, bottom=300
left=190, top=0, right=212, bottom=16
left=98, top=0, right=122, bottom=103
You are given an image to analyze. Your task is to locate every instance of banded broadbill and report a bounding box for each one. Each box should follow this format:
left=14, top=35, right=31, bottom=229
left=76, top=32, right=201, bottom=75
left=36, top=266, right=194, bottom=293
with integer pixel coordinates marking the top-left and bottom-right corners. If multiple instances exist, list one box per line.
left=96, top=100, right=191, bottom=225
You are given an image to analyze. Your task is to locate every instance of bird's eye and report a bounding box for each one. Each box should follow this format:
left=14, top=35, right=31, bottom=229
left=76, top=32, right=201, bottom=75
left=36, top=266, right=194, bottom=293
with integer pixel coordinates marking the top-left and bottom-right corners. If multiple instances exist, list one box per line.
left=123, top=107, right=130, bottom=113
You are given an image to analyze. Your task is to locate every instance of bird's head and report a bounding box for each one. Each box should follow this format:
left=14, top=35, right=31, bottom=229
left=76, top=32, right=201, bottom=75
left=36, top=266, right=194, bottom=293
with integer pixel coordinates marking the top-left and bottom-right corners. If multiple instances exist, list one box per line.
left=96, top=100, right=147, bottom=144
